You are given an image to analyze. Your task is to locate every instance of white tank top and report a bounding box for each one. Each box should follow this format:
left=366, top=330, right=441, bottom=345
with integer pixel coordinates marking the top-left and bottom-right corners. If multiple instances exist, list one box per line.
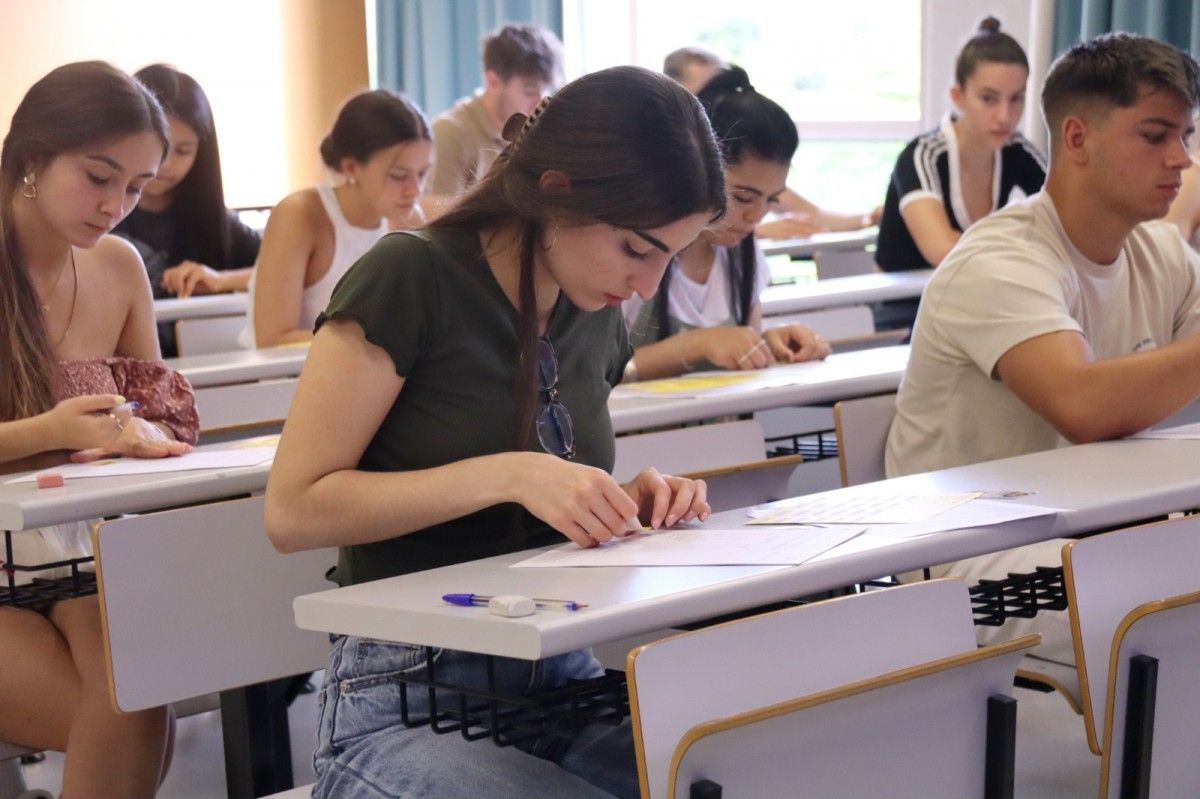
left=241, top=185, right=388, bottom=348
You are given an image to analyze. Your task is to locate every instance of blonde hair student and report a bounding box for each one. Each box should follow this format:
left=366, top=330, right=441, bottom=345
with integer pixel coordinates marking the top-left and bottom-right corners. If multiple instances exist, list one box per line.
left=241, top=88, right=431, bottom=348
left=0, top=61, right=199, bottom=799
left=266, top=65, right=724, bottom=798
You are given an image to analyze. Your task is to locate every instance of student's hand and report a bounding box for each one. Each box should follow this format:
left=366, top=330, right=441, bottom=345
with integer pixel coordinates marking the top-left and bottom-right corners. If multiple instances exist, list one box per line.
left=38, top=394, right=129, bottom=452
left=162, top=260, right=226, bottom=298
left=516, top=454, right=641, bottom=548
left=764, top=324, right=831, bottom=363
left=623, top=467, right=710, bottom=528
left=70, top=417, right=192, bottom=463
left=865, top=205, right=883, bottom=226
left=685, top=326, right=772, bottom=371
left=755, top=212, right=824, bottom=240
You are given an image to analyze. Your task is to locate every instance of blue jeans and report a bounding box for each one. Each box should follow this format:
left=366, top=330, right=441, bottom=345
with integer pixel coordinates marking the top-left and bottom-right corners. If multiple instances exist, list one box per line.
left=313, top=636, right=638, bottom=798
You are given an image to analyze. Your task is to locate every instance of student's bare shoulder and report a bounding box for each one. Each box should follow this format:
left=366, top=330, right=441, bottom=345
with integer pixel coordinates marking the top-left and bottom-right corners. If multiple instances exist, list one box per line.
left=262, top=188, right=330, bottom=240
left=271, top=188, right=326, bottom=224
left=89, top=234, right=149, bottom=279
left=76, top=235, right=153, bottom=302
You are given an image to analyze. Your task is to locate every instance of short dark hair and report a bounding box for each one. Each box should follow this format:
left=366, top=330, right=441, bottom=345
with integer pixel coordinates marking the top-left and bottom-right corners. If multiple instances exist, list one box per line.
left=663, top=46, right=725, bottom=82
left=1042, top=32, right=1200, bottom=144
left=482, top=24, right=563, bottom=86
left=319, top=89, right=430, bottom=171
left=955, top=16, right=1028, bottom=86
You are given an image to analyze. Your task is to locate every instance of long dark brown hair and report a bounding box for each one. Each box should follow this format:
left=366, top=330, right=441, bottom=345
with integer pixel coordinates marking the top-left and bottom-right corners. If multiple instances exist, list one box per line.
left=0, top=61, right=168, bottom=422
left=431, top=65, right=727, bottom=448
left=133, top=64, right=236, bottom=270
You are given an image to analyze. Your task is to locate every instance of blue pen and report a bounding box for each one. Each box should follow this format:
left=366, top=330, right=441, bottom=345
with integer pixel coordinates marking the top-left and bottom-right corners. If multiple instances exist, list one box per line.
left=442, top=593, right=586, bottom=611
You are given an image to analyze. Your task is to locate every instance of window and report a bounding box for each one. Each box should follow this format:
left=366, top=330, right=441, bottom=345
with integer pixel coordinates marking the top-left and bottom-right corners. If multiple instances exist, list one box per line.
left=564, top=0, right=921, bottom=212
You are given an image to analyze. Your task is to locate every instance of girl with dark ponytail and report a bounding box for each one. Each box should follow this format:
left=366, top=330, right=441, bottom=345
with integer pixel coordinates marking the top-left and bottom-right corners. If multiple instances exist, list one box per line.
left=873, top=16, right=1045, bottom=329
left=242, top=88, right=431, bottom=347
left=624, top=65, right=831, bottom=380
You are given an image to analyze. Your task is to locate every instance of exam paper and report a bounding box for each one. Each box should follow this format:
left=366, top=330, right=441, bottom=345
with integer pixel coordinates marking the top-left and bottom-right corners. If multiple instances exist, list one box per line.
left=512, top=525, right=866, bottom=568
left=5, top=447, right=275, bottom=483
left=747, top=491, right=982, bottom=525
left=1131, top=422, right=1200, bottom=440
left=861, top=499, right=1062, bottom=539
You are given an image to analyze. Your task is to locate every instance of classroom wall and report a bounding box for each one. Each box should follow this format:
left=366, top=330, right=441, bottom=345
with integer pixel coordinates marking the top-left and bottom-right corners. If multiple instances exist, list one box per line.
left=0, top=0, right=368, bottom=207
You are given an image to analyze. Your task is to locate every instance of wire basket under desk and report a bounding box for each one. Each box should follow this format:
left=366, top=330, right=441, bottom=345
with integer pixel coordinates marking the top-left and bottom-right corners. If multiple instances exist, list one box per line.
left=1, top=530, right=97, bottom=610
left=395, top=646, right=629, bottom=747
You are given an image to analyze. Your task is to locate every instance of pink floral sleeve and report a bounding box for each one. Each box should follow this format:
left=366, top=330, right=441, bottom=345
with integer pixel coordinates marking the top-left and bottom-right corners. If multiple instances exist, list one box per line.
left=54, top=358, right=200, bottom=444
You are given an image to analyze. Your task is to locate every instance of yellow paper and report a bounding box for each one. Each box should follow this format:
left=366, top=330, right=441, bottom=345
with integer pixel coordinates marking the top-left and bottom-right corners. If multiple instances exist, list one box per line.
left=632, top=373, right=759, bottom=393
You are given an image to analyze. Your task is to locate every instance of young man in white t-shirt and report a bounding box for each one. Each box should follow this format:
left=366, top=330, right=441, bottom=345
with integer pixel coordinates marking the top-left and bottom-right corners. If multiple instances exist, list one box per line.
left=886, top=33, right=1200, bottom=667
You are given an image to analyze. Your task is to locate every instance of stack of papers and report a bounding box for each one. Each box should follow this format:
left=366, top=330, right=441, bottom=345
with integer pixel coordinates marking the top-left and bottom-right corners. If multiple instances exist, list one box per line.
left=514, top=525, right=865, bottom=568
left=512, top=490, right=1063, bottom=569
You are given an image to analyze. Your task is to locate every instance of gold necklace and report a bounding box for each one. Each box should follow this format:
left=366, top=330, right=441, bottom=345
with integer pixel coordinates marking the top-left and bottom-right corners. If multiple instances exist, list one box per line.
left=45, top=248, right=77, bottom=346
left=37, top=249, right=72, bottom=314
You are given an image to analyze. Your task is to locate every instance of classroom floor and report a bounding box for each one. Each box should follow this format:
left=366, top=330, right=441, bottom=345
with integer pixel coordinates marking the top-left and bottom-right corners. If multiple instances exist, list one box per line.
left=18, top=669, right=1101, bottom=798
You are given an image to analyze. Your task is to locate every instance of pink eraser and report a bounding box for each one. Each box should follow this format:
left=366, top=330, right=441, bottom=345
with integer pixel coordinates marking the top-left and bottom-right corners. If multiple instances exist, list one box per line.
left=35, top=472, right=65, bottom=489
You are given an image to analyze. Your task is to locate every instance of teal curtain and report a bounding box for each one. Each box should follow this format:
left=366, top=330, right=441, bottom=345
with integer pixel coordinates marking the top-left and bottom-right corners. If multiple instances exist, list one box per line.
left=1053, top=0, right=1200, bottom=55
left=376, top=0, right=563, bottom=118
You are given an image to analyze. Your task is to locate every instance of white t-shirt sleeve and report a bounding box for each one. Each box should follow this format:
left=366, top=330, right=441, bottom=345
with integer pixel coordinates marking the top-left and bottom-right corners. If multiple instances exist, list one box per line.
left=750, top=242, right=771, bottom=314
left=928, top=239, right=1083, bottom=377
left=1163, top=225, right=1200, bottom=339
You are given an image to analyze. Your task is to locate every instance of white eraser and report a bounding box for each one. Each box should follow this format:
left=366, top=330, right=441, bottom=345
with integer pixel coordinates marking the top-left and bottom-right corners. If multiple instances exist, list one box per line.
left=488, top=594, right=536, bottom=617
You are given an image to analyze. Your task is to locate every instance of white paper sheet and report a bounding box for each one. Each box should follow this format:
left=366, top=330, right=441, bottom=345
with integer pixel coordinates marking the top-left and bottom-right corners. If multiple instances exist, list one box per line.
left=862, top=500, right=1063, bottom=539
left=6, top=447, right=275, bottom=483
left=512, top=525, right=866, bottom=568
left=1131, top=422, right=1200, bottom=440
left=747, top=491, right=982, bottom=525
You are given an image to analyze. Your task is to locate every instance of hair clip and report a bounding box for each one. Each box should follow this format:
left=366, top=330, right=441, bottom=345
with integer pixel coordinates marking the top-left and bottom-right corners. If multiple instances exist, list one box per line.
left=502, top=112, right=528, bottom=144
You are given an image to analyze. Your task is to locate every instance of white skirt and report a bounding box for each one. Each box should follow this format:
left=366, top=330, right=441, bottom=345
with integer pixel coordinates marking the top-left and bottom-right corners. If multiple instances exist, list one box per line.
left=4, top=520, right=94, bottom=586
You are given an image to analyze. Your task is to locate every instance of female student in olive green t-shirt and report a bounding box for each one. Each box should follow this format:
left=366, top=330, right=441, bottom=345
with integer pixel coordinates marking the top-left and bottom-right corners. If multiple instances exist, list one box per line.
left=265, top=66, right=727, bottom=798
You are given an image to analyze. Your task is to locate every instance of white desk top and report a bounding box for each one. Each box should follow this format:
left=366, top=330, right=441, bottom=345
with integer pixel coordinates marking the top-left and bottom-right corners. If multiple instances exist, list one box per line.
left=760, top=270, right=931, bottom=316
left=293, top=436, right=1200, bottom=660
left=153, top=293, right=248, bottom=323
left=609, top=346, right=908, bottom=433
left=167, top=345, right=308, bottom=387
left=760, top=229, right=878, bottom=259
left=0, top=439, right=274, bottom=532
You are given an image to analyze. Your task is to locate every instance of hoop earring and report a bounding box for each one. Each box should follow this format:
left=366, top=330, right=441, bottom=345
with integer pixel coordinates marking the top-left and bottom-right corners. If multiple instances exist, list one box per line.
left=21, top=172, right=37, bottom=200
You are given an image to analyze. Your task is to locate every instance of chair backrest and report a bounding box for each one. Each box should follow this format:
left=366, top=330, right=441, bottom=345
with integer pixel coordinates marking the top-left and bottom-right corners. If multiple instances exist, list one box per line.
left=762, top=305, right=875, bottom=341
left=193, top=378, right=297, bottom=439
left=175, top=314, right=247, bottom=356
left=814, top=248, right=877, bottom=279
left=833, top=392, right=897, bottom=486
left=627, top=579, right=986, bottom=799
left=668, top=636, right=1033, bottom=799
left=1097, top=592, right=1200, bottom=799
left=1062, top=514, right=1200, bottom=754
left=612, top=420, right=766, bottom=484
left=93, top=495, right=335, bottom=712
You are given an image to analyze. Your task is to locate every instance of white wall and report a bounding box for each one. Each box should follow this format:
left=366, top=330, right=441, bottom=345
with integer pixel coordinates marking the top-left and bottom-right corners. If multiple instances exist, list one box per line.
left=921, top=0, right=1054, bottom=152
